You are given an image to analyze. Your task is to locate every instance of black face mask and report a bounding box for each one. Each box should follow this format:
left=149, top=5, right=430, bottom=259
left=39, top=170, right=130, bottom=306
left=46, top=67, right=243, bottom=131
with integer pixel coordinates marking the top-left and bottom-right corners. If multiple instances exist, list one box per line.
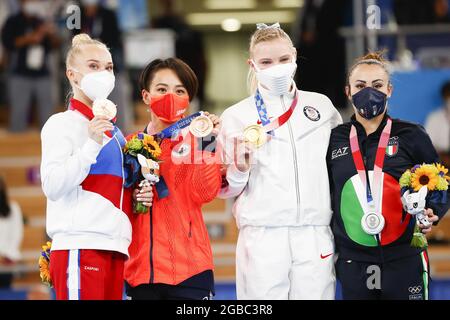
left=352, top=87, right=387, bottom=120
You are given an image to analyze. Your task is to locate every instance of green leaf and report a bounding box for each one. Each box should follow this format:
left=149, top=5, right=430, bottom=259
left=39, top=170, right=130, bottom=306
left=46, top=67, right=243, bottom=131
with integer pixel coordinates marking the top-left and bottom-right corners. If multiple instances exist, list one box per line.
left=410, top=224, right=428, bottom=249
left=134, top=201, right=149, bottom=214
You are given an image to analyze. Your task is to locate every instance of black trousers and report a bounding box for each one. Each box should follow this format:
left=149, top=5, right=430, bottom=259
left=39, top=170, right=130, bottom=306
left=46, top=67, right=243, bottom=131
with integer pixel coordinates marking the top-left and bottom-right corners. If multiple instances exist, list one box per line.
left=126, top=282, right=212, bottom=300
left=336, top=252, right=430, bottom=300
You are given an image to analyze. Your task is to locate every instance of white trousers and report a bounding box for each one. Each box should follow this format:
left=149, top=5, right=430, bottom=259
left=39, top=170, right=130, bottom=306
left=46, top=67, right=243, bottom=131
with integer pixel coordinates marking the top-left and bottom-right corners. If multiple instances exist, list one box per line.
left=236, top=225, right=336, bottom=300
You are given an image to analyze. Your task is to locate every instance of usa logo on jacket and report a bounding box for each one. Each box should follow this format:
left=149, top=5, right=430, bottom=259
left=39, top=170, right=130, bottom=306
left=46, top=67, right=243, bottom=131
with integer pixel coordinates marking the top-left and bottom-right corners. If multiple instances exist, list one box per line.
left=303, top=106, right=321, bottom=122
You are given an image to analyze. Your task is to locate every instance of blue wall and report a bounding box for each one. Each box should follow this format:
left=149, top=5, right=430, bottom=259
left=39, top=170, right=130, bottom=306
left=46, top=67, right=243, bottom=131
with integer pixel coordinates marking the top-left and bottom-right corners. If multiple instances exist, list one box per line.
left=389, top=69, right=450, bottom=126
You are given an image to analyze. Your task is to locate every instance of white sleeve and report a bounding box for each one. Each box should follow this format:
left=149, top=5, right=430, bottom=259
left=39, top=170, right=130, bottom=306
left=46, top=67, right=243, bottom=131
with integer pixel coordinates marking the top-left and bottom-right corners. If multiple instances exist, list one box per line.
left=424, top=115, right=431, bottom=134
left=329, top=99, right=343, bottom=129
left=7, top=202, right=23, bottom=261
left=40, top=115, right=103, bottom=201
left=218, top=163, right=250, bottom=199
left=217, top=109, right=250, bottom=199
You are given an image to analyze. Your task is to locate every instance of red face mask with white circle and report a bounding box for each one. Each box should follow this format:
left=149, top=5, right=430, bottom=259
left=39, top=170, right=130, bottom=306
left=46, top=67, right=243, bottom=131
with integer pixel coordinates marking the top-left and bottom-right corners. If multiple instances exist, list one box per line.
left=149, top=93, right=190, bottom=123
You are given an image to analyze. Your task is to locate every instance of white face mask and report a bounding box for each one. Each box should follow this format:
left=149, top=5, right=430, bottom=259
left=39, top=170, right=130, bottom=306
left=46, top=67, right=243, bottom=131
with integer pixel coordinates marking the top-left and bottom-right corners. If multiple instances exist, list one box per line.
left=252, top=60, right=297, bottom=96
left=72, top=70, right=115, bottom=102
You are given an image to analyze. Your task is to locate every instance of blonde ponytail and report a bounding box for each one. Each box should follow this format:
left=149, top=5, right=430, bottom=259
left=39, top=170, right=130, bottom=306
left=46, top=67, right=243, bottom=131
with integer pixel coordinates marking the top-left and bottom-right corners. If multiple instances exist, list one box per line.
left=66, top=33, right=109, bottom=68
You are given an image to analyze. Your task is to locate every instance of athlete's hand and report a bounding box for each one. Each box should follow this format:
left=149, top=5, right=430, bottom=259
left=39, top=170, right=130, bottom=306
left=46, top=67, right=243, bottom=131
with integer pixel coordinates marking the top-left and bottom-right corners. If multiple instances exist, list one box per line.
left=133, top=185, right=153, bottom=208
left=233, top=136, right=255, bottom=173
left=419, top=208, right=439, bottom=234
left=88, top=115, right=113, bottom=145
left=203, top=111, right=221, bottom=135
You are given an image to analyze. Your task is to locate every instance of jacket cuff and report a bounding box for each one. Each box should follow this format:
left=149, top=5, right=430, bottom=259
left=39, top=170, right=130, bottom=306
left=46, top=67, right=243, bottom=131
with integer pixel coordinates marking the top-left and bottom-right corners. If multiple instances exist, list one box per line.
left=227, top=163, right=250, bottom=184
left=80, top=138, right=103, bottom=164
left=427, top=202, right=448, bottom=225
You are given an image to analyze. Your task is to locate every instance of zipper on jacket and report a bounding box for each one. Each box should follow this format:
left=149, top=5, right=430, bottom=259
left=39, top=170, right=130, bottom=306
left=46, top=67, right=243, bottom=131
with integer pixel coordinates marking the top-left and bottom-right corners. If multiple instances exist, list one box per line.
left=149, top=206, right=154, bottom=283
left=115, top=136, right=125, bottom=209
left=189, top=221, right=192, bottom=238
left=281, top=96, right=301, bottom=223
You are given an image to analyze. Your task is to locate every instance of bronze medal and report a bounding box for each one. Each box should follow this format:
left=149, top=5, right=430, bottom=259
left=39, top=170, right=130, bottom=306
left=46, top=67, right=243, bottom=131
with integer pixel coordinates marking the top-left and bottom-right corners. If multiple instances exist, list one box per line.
left=92, top=99, right=117, bottom=120
left=189, top=115, right=214, bottom=138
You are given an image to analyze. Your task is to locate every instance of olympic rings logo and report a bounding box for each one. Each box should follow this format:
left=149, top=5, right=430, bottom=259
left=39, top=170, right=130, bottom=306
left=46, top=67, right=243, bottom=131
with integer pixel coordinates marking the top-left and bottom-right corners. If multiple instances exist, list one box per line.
left=408, top=286, right=422, bottom=294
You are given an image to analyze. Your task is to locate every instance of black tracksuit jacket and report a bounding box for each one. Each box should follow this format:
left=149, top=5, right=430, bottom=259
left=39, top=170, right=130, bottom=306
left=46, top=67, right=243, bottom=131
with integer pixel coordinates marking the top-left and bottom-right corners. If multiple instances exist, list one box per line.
left=327, top=113, right=450, bottom=263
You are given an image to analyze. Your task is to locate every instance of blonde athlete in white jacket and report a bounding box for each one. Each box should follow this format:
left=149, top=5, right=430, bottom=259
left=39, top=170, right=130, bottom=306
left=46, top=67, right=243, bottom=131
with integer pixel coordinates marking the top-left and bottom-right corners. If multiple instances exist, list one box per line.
left=218, top=24, right=342, bottom=300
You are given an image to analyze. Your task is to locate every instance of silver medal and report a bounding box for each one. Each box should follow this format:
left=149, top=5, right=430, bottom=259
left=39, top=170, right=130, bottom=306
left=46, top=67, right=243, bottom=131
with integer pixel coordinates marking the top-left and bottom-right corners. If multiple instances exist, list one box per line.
left=361, top=212, right=385, bottom=235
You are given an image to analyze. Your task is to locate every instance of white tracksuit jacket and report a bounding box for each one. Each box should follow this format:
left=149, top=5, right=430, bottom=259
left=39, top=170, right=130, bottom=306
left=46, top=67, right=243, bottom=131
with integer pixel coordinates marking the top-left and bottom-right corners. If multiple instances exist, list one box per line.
left=40, top=109, right=132, bottom=256
left=218, top=83, right=343, bottom=228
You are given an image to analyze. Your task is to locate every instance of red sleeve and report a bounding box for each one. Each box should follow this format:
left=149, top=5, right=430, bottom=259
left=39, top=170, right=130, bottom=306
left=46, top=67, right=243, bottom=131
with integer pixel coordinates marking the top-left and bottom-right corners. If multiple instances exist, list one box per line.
left=189, top=150, right=222, bottom=205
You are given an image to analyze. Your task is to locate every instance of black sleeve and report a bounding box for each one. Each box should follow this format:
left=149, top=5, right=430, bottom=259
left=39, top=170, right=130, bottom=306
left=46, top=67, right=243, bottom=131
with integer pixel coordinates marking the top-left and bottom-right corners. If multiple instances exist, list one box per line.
left=102, top=9, right=123, bottom=71
left=1, top=17, right=17, bottom=50
left=413, top=125, right=450, bottom=221
left=326, top=135, right=335, bottom=207
left=103, top=9, right=122, bottom=50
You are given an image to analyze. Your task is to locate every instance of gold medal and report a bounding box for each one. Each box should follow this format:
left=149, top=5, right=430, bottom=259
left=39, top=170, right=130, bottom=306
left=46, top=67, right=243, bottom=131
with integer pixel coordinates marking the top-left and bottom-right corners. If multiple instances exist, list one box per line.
left=189, top=115, right=214, bottom=138
left=243, top=125, right=267, bottom=148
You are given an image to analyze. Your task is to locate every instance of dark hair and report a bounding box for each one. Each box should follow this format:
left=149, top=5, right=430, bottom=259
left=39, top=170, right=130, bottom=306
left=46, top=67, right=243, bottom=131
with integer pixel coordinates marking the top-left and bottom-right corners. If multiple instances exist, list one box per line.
left=347, top=50, right=391, bottom=86
left=0, top=177, right=11, bottom=218
left=139, top=58, right=198, bottom=102
left=442, top=80, right=450, bottom=99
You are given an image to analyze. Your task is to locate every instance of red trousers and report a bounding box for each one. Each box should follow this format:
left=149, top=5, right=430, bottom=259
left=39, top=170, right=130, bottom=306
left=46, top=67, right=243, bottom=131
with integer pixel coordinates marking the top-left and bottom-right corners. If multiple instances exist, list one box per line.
left=50, top=249, right=125, bottom=300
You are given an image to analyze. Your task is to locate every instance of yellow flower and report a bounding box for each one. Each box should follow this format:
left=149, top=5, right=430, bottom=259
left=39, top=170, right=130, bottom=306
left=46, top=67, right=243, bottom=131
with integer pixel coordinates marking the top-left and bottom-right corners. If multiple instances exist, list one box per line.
left=411, top=165, right=439, bottom=191
left=436, top=176, right=448, bottom=191
left=399, top=169, right=412, bottom=188
left=38, top=255, right=52, bottom=287
left=38, top=241, right=52, bottom=287
left=143, top=134, right=156, bottom=146
left=42, top=241, right=51, bottom=252
left=436, top=163, right=448, bottom=174
left=436, top=163, right=450, bottom=181
left=143, top=134, right=162, bottom=159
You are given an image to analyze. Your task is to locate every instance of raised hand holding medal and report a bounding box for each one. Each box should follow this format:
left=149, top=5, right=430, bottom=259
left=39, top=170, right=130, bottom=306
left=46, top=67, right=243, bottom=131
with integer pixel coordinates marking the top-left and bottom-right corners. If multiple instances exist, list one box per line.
left=243, top=89, right=299, bottom=148
left=189, top=111, right=219, bottom=138
left=92, top=98, right=117, bottom=120
left=89, top=98, right=117, bottom=141
left=68, top=98, right=115, bottom=145
left=233, top=136, right=257, bottom=173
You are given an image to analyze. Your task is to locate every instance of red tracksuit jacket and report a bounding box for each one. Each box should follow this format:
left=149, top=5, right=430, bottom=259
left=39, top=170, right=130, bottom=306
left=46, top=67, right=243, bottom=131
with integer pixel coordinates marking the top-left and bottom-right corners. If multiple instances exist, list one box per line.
left=124, top=131, right=222, bottom=287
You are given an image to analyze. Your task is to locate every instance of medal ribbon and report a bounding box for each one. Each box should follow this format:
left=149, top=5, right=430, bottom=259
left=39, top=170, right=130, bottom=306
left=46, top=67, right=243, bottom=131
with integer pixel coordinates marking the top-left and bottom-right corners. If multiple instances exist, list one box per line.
left=349, top=118, right=392, bottom=214
left=255, top=89, right=299, bottom=134
left=150, top=112, right=206, bottom=198
left=155, top=112, right=203, bottom=140
left=69, top=98, right=117, bottom=138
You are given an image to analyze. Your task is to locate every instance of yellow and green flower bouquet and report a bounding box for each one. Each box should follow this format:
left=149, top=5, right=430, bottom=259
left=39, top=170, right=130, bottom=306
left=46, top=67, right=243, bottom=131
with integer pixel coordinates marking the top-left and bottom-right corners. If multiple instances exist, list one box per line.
left=399, top=163, right=449, bottom=248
